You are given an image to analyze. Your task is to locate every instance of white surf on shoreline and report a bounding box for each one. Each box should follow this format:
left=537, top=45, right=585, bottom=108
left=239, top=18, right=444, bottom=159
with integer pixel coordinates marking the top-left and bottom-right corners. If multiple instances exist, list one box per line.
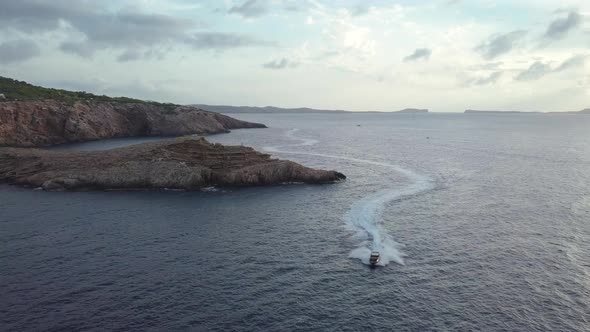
left=264, top=128, right=433, bottom=266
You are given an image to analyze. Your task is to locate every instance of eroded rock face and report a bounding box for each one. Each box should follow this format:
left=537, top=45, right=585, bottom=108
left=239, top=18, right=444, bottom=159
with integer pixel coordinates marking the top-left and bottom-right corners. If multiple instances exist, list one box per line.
left=0, top=138, right=346, bottom=191
left=0, top=100, right=266, bottom=147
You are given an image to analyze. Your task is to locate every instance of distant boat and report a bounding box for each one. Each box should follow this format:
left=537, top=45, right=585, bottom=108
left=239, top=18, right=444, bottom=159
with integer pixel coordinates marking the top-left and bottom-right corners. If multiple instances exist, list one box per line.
left=369, top=252, right=380, bottom=266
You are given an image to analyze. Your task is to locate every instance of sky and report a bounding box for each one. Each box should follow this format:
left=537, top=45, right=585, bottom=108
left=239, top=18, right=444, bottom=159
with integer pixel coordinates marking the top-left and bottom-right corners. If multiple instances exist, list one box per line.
left=0, top=0, right=589, bottom=112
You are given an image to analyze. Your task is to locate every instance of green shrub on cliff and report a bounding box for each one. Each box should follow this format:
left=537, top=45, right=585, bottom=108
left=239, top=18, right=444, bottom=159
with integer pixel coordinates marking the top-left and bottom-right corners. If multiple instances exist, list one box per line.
left=0, top=76, right=177, bottom=110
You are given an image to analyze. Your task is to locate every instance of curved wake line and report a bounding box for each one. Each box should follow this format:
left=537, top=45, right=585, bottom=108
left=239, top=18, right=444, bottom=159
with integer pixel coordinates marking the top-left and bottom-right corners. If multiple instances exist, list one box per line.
left=264, top=128, right=434, bottom=266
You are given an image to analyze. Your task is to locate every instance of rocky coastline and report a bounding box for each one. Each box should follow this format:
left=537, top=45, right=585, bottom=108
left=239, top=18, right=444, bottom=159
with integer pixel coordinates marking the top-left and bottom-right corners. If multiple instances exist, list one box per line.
left=0, top=100, right=266, bottom=147
left=0, top=137, right=346, bottom=191
left=0, top=77, right=345, bottom=191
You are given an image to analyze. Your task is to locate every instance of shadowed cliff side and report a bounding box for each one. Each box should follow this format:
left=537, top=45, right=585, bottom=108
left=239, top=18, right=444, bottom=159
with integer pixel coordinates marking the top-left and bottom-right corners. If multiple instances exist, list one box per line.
left=0, top=137, right=346, bottom=191
left=0, top=100, right=266, bottom=147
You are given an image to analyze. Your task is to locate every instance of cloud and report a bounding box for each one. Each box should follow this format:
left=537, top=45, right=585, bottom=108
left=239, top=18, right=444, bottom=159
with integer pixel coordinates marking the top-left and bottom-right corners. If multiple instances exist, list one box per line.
left=544, top=11, right=582, bottom=40
left=513, top=55, right=587, bottom=81
left=75, top=12, right=193, bottom=46
left=515, top=61, right=551, bottom=81
left=472, top=71, right=503, bottom=85
left=117, top=50, right=142, bottom=62
left=469, top=62, right=504, bottom=71
left=554, top=54, right=587, bottom=72
left=0, top=0, right=98, bottom=33
left=1, top=0, right=273, bottom=60
left=0, top=39, right=41, bottom=64
left=350, top=5, right=370, bottom=17
left=228, top=0, right=268, bottom=18
left=262, top=58, right=299, bottom=69
left=403, top=48, right=431, bottom=62
left=185, top=32, right=275, bottom=50
left=475, top=30, right=527, bottom=60
left=60, top=41, right=96, bottom=57
left=59, top=10, right=194, bottom=57
left=282, top=0, right=320, bottom=13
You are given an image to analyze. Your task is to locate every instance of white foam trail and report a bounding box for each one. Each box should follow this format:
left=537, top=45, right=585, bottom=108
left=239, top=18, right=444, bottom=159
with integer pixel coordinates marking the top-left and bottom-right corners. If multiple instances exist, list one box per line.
left=264, top=129, right=317, bottom=153
left=264, top=128, right=433, bottom=266
left=285, top=128, right=319, bottom=146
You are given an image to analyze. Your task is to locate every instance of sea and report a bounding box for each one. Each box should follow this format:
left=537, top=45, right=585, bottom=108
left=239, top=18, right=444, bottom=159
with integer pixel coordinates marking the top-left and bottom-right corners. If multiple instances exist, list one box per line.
left=1, top=112, right=590, bottom=331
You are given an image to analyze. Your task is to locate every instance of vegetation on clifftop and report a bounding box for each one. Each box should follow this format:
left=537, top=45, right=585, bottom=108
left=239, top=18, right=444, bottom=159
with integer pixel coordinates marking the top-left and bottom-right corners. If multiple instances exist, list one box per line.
left=0, top=76, right=177, bottom=109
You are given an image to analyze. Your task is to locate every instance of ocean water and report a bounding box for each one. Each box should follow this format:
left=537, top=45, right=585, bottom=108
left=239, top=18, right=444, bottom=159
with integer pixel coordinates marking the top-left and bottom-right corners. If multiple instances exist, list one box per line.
left=2, top=113, right=590, bottom=331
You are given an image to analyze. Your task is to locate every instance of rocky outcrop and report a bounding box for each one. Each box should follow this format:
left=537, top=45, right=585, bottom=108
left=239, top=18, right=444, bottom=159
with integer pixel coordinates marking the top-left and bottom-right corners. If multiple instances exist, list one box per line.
left=0, top=100, right=266, bottom=147
left=0, top=137, right=346, bottom=191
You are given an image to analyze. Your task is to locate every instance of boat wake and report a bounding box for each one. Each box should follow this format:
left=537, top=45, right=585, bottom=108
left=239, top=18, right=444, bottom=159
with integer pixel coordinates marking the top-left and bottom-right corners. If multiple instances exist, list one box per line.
left=263, top=128, right=433, bottom=266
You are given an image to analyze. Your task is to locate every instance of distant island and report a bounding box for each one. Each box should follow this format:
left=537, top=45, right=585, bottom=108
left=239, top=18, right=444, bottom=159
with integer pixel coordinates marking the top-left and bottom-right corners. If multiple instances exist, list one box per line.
left=396, top=108, right=429, bottom=113
left=193, top=104, right=431, bottom=114
left=464, top=109, right=541, bottom=114
left=465, top=109, right=590, bottom=114
left=547, top=108, right=590, bottom=114
left=192, top=104, right=348, bottom=114
left=0, top=76, right=345, bottom=190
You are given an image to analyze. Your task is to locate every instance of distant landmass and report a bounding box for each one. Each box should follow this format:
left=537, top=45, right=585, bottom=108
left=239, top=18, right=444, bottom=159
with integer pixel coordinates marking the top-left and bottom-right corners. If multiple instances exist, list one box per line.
left=466, top=109, right=590, bottom=114
left=465, top=109, right=541, bottom=114
left=396, top=108, right=429, bottom=113
left=193, top=104, right=430, bottom=114
left=192, top=104, right=348, bottom=114
left=197, top=105, right=587, bottom=114
left=546, top=110, right=590, bottom=114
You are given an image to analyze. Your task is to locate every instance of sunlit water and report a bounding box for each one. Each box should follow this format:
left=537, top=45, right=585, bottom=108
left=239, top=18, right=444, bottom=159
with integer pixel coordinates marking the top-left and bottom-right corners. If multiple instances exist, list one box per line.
left=2, top=113, right=590, bottom=331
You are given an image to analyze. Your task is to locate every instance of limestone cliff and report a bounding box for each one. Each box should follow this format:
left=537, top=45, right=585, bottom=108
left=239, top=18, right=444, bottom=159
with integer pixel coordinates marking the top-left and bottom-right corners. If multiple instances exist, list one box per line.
left=0, top=137, right=346, bottom=191
left=0, top=100, right=266, bottom=147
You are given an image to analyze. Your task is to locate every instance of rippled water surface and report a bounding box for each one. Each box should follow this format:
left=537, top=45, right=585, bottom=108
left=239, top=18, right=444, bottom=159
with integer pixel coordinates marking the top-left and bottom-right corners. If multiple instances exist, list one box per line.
left=2, top=113, right=590, bottom=331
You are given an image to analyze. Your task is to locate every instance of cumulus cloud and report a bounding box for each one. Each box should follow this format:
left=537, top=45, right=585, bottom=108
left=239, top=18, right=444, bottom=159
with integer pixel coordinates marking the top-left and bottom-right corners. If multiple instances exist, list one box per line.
left=403, top=48, right=431, bottom=62
left=0, top=39, right=41, bottom=64
left=262, top=58, right=298, bottom=69
left=544, top=11, right=582, bottom=40
left=475, top=30, right=527, bottom=60
left=229, top=0, right=268, bottom=18
left=515, top=61, right=552, bottom=81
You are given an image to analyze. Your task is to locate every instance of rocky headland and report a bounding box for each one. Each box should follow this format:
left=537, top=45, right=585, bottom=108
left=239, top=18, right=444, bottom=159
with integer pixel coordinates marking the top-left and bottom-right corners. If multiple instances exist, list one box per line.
left=0, top=137, right=346, bottom=191
left=0, top=77, right=345, bottom=190
left=0, top=100, right=266, bottom=147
